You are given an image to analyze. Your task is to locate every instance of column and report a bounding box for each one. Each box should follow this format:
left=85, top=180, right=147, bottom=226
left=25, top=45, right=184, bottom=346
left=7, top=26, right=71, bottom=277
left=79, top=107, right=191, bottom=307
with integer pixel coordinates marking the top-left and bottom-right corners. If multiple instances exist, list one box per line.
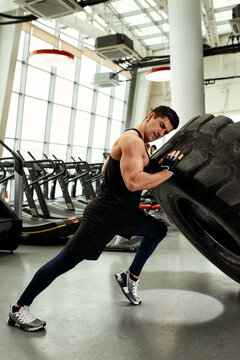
left=168, top=0, right=205, bottom=127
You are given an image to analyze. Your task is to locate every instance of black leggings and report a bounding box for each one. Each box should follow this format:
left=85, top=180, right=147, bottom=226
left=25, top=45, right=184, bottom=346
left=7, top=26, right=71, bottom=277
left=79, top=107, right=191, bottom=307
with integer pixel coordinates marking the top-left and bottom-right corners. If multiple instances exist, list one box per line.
left=17, top=218, right=167, bottom=307
left=17, top=249, right=83, bottom=306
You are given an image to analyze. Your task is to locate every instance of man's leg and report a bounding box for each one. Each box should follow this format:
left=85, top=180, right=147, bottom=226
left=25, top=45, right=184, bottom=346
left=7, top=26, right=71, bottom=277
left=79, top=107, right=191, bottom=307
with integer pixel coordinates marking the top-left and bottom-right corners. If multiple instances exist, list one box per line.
left=115, top=216, right=167, bottom=305
left=8, top=248, right=83, bottom=331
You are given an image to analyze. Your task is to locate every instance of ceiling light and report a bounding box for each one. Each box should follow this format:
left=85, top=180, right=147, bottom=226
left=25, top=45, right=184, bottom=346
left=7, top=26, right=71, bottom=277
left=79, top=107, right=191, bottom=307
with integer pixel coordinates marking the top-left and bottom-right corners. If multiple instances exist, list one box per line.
left=28, top=49, right=74, bottom=67
left=145, top=66, right=171, bottom=82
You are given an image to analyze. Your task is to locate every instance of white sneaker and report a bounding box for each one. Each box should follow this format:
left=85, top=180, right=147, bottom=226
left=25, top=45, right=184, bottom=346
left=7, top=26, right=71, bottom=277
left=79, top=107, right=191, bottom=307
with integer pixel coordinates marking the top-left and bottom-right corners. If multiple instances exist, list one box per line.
left=8, top=305, right=46, bottom=332
left=115, top=270, right=142, bottom=305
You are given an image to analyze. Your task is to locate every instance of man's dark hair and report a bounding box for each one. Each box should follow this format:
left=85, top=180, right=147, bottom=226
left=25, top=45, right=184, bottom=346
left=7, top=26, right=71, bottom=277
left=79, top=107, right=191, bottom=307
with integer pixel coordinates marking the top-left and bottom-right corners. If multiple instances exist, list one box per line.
left=152, top=105, right=179, bottom=130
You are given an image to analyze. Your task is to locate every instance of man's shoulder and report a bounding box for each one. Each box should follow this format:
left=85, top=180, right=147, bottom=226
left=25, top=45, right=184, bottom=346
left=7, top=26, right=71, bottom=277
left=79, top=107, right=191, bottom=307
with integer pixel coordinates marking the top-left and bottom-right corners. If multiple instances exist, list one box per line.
left=120, top=131, right=144, bottom=153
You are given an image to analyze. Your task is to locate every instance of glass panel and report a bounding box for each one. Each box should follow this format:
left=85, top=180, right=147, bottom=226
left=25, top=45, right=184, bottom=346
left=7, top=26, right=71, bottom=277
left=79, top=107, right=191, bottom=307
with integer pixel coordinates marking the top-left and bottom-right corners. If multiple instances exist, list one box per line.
left=111, top=0, right=139, bottom=13
left=19, top=141, right=44, bottom=160
left=50, top=105, right=71, bottom=144
left=91, top=148, right=105, bottom=163
left=12, top=61, right=22, bottom=93
left=73, top=111, right=91, bottom=147
left=112, top=99, right=124, bottom=120
left=213, top=0, right=237, bottom=9
left=215, top=10, right=232, bottom=21
left=98, top=86, right=111, bottom=95
left=134, top=25, right=161, bottom=37
left=216, top=23, right=231, bottom=34
left=92, top=116, right=108, bottom=148
left=6, top=93, right=19, bottom=138
left=25, top=66, right=50, bottom=100
left=124, top=13, right=150, bottom=26
left=109, top=120, right=122, bottom=148
left=21, top=97, right=47, bottom=141
left=144, top=37, right=168, bottom=46
left=54, top=77, right=73, bottom=106
left=71, top=145, right=87, bottom=161
left=48, top=143, right=68, bottom=161
left=35, top=19, right=56, bottom=34
left=77, top=86, right=93, bottom=112
left=96, top=93, right=110, bottom=117
left=114, top=81, right=126, bottom=100
left=79, top=55, right=96, bottom=88
left=56, top=60, right=76, bottom=81
left=60, top=27, right=79, bottom=47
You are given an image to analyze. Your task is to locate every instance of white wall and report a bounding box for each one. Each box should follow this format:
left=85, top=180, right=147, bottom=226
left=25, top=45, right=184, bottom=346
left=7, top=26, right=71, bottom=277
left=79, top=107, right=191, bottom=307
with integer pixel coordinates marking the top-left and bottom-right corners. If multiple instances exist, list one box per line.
left=147, top=35, right=240, bottom=121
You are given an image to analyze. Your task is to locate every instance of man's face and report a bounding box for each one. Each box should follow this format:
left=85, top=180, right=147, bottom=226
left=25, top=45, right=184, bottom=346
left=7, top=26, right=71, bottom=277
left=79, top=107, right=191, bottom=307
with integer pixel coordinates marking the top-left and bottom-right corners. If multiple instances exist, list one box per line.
left=145, top=112, right=174, bottom=142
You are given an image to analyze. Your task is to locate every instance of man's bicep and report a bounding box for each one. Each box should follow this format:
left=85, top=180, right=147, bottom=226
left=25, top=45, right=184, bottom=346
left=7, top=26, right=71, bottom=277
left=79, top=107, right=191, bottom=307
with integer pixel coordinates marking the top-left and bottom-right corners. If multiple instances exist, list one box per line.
left=120, top=141, right=144, bottom=178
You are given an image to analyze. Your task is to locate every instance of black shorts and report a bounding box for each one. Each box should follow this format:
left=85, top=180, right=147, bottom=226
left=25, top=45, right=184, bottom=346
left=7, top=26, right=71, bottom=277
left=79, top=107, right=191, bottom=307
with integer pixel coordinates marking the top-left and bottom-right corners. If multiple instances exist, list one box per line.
left=65, top=198, right=164, bottom=260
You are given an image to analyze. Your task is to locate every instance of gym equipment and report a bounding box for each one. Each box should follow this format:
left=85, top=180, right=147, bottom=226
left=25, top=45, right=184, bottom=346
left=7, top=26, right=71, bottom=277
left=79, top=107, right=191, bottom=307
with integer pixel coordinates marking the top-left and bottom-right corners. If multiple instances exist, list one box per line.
left=0, top=140, right=22, bottom=251
left=0, top=141, right=81, bottom=245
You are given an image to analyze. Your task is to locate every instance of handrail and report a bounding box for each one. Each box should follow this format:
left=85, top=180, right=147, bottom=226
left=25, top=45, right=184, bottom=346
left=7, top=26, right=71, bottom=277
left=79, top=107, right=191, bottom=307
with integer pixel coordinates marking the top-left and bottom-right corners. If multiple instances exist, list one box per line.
left=0, top=139, right=23, bottom=219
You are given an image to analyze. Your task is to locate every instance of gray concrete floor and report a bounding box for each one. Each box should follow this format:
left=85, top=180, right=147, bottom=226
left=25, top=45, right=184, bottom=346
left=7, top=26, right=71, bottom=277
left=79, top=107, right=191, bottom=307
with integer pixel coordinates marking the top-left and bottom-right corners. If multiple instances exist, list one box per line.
left=1, top=230, right=240, bottom=360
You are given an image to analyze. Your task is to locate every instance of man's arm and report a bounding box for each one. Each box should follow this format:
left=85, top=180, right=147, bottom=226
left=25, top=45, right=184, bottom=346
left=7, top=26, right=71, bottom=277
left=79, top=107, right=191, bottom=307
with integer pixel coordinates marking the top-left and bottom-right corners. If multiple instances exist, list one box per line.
left=120, top=137, right=182, bottom=192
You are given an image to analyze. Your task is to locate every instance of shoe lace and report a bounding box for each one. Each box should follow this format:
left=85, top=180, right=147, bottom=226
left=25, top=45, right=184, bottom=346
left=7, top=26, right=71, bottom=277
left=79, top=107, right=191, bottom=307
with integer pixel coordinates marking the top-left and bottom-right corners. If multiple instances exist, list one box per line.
left=129, top=279, right=139, bottom=298
left=16, top=306, right=36, bottom=323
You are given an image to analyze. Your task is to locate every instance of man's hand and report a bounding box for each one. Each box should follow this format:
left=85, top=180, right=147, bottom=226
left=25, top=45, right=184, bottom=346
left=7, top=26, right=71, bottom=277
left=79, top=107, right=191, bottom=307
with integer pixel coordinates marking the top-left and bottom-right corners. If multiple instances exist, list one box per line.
left=159, top=150, right=184, bottom=174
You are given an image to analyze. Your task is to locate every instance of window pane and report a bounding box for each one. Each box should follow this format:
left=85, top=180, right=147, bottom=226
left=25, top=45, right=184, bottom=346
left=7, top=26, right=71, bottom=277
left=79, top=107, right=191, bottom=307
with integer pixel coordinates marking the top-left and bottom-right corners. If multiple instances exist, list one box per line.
left=112, top=99, right=124, bottom=120
left=54, top=77, right=73, bottom=106
left=96, top=93, right=110, bottom=117
left=77, top=86, right=93, bottom=112
left=79, top=55, right=96, bottom=88
left=25, top=66, right=50, bottom=100
left=91, top=148, right=105, bottom=163
left=6, top=93, right=19, bottom=138
left=56, top=60, right=76, bottom=81
left=50, top=105, right=71, bottom=144
left=19, top=141, right=44, bottom=160
left=92, top=116, right=107, bottom=148
left=115, top=81, right=127, bottom=100
left=21, top=97, right=47, bottom=141
left=48, top=144, right=67, bottom=161
left=109, top=120, right=122, bottom=148
left=73, top=111, right=91, bottom=147
left=71, top=146, right=87, bottom=161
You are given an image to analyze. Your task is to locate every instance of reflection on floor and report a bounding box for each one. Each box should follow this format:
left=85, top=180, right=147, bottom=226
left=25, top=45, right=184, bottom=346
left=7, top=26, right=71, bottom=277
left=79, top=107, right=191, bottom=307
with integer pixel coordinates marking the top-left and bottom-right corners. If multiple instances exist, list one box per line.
left=1, top=229, right=240, bottom=360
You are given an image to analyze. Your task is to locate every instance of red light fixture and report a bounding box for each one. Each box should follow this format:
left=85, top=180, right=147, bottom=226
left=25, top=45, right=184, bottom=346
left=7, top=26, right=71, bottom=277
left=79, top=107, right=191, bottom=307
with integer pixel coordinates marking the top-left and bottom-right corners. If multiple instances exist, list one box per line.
left=145, top=66, right=171, bottom=82
left=28, top=49, right=74, bottom=67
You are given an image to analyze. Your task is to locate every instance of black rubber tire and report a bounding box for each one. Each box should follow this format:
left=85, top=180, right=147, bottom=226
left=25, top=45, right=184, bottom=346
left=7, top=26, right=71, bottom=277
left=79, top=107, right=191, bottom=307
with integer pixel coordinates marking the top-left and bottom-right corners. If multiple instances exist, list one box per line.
left=150, top=114, right=240, bottom=283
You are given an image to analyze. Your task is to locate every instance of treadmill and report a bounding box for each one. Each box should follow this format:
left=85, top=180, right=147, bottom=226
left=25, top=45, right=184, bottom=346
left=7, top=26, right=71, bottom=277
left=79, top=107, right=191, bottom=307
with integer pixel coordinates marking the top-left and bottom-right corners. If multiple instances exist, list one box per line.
left=0, top=140, right=79, bottom=244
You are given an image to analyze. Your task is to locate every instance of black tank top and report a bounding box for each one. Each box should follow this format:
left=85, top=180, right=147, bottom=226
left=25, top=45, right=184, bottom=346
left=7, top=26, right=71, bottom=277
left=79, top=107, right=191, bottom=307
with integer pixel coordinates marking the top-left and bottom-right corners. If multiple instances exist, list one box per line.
left=100, top=128, right=150, bottom=214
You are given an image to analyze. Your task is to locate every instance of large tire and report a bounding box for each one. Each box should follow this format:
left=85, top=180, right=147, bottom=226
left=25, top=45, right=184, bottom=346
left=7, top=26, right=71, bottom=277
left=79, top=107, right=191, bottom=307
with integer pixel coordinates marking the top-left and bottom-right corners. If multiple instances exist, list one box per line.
left=150, top=114, right=240, bottom=283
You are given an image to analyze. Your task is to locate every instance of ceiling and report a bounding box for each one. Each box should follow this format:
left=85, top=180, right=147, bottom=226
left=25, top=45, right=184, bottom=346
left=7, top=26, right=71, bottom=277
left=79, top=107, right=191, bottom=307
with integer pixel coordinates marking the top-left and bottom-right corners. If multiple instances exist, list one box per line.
left=1, top=0, right=239, bottom=59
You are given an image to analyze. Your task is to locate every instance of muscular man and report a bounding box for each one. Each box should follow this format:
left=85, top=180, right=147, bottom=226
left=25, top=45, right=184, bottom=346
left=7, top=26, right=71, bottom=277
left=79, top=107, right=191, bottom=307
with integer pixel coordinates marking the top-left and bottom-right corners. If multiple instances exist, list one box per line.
left=8, top=105, right=183, bottom=332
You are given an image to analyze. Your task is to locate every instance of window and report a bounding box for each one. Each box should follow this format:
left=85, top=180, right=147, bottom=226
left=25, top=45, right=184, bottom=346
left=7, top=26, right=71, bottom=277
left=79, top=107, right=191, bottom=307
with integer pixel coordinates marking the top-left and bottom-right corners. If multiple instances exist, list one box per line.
left=21, top=97, right=47, bottom=141
left=54, top=77, right=74, bottom=107
left=96, top=93, right=110, bottom=117
left=50, top=105, right=71, bottom=144
left=109, top=120, right=122, bottom=148
left=77, top=86, right=93, bottom=112
left=6, top=27, right=128, bottom=167
left=92, top=116, right=108, bottom=148
left=25, top=66, right=50, bottom=100
left=73, top=111, right=91, bottom=147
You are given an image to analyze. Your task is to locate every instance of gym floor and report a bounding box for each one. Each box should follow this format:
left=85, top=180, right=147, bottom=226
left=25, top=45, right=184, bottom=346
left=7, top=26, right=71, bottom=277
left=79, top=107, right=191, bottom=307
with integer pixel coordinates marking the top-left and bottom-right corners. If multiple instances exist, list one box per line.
left=1, top=230, right=240, bottom=360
